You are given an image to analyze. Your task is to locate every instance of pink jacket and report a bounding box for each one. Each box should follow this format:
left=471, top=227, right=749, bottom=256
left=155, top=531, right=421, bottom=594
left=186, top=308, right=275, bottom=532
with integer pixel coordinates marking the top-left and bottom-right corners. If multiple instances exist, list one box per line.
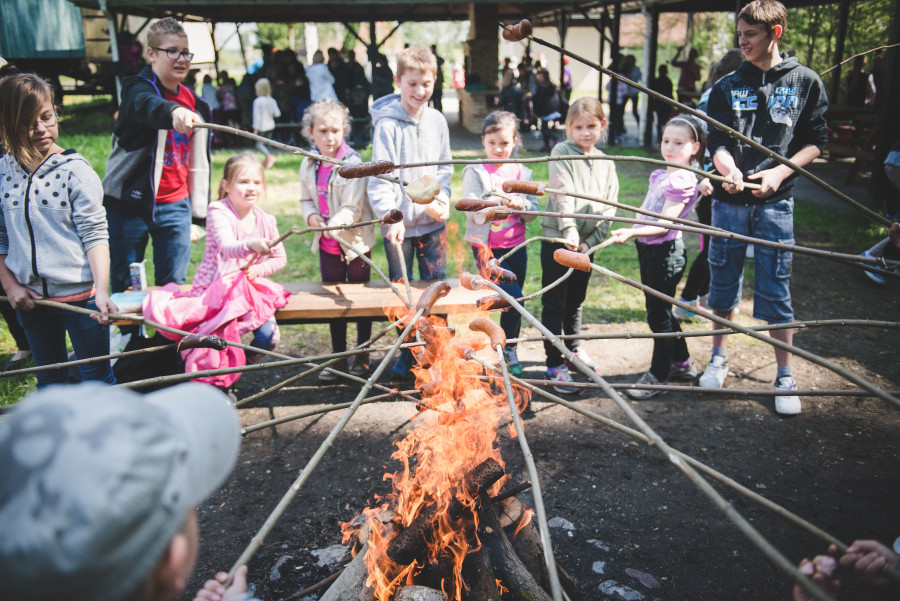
left=189, top=198, right=286, bottom=295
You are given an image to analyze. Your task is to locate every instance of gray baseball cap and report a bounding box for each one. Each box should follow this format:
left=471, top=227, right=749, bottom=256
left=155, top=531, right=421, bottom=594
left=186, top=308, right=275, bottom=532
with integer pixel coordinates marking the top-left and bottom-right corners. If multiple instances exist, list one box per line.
left=0, top=382, right=241, bottom=601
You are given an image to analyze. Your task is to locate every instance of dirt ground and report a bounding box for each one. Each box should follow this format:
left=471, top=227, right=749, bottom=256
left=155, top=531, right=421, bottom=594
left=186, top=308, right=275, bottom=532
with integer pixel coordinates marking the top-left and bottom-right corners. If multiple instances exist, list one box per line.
left=183, top=218, right=900, bottom=601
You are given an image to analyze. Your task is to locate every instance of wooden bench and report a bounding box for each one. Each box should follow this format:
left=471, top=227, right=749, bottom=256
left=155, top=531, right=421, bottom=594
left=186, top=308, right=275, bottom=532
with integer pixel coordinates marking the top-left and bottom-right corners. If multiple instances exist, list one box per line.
left=112, top=279, right=489, bottom=325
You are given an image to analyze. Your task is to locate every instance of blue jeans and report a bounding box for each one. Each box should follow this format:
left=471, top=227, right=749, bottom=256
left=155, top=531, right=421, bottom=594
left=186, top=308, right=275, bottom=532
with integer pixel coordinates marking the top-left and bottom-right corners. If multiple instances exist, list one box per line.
left=472, top=245, right=527, bottom=343
left=707, top=198, right=794, bottom=324
left=108, top=197, right=192, bottom=293
left=384, top=225, right=447, bottom=282
left=17, top=297, right=115, bottom=388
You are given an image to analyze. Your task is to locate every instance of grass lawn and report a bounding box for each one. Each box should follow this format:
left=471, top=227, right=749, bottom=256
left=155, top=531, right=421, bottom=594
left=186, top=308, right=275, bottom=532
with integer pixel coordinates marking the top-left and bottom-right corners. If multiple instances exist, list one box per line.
left=0, top=99, right=888, bottom=405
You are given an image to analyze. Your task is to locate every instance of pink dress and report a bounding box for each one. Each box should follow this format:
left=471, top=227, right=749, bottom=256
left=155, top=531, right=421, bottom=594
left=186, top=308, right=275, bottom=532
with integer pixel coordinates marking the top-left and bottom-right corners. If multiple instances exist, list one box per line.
left=143, top=199, right=290, bottom=387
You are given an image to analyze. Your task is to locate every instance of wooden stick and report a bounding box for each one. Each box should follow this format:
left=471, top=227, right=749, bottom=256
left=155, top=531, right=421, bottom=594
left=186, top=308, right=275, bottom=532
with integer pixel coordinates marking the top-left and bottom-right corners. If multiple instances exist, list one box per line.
left=226, top=309, right=426, bottom=582
left=484, top=210, right=900, bottom=273
left=471, top=356, right=900, bottom=586
left=473, top=274, right=836, bottom=601
left=517, top=30, right=891, bottom=229
left=493, top=342, right=563, bottom=601
left=0, top=341, right=177, bottom=378
left=576, top=261, right=900, bottom=409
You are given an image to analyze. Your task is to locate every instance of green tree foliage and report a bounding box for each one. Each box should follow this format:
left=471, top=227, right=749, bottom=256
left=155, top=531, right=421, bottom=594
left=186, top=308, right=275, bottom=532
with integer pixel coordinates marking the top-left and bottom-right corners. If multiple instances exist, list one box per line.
left=256, top=23, right=294, bottom=50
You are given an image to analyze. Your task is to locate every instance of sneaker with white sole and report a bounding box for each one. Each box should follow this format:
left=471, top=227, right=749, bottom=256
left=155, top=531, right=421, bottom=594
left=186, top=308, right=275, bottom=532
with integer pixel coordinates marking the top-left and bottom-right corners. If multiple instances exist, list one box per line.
left=545, top=364, right=580, bottom=395
left=624, top=371, right=666, bottom=400
left=565, top=348, right=601, bottom=374
left=698, top=355, right=728, bottom=388
left=774, top=376, right=802, bottom=415
left=668, top=359, right=698, bottom=382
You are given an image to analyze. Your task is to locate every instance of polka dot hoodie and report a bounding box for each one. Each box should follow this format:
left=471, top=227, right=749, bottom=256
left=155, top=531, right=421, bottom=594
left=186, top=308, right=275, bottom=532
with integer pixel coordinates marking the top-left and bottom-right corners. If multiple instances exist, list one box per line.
left=0, top=151, right=108, bottom=298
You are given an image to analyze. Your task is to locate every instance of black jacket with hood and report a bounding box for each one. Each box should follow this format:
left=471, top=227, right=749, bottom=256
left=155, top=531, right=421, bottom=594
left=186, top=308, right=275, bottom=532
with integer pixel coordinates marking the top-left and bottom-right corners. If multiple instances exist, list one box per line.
left=707, top=54, right=828, bottom=206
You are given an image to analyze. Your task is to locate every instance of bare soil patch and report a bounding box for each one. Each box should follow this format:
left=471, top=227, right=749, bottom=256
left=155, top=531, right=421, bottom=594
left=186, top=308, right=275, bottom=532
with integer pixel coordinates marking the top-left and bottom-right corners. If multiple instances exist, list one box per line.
left=183, top=222, right=900, bottom=601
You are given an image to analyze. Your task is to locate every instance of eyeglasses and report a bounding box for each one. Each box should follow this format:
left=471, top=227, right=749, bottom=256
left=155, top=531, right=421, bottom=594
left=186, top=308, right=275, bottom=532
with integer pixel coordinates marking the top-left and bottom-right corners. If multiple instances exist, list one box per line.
left=30, top=112, right=59, bottom=132
left=151, top=47, right=194, bottom=61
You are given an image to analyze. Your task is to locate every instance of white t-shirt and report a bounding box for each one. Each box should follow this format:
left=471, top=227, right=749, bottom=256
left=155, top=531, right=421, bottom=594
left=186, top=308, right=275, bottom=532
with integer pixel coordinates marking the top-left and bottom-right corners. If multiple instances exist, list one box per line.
left=252, top=95, right=281, bottom=132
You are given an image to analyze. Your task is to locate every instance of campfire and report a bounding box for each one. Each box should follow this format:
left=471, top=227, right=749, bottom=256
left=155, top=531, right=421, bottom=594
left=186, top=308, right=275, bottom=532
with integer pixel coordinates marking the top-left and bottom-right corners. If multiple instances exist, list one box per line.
left=325, top=279, right=573, bottom=601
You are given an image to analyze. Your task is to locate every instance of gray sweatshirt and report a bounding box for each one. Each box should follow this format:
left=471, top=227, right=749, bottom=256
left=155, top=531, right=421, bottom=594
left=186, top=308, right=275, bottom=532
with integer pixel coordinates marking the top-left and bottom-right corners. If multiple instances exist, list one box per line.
left=542, top=140, right=618, bottom=249
left=366, top=94, right=452, bottom=237
left=0, top=151, right=108, bottom=297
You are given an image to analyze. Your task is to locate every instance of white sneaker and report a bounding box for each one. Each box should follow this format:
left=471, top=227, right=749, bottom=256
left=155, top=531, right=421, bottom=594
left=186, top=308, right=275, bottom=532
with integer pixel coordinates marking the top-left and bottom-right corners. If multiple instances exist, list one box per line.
left=774, top=376, right=802, bottom=415
left=698, top=355, right=728, bottom=388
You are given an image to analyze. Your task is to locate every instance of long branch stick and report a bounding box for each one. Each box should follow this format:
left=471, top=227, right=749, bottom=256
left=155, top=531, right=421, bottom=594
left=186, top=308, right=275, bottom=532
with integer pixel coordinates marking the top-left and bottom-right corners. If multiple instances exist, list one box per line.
left=0, top=341, right=176, bottom=378
left=493, top=342, right=563, bottom=601
left=473, top=273, right=836, bottom=601
left=486, top=209, right=900, bottom=273
left=516, top=30, right=891, bottom=228
left=226, top=308, right=425, bottom=580
left=582, top=262, right=900, bottom=409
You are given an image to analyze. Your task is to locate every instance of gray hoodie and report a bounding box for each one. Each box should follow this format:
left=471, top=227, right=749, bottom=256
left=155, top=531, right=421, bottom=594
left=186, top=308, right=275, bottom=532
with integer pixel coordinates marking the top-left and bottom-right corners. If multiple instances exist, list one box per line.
left=0, top=151, right=108, bottom=297
left=367, top=94, right=452, bottom=238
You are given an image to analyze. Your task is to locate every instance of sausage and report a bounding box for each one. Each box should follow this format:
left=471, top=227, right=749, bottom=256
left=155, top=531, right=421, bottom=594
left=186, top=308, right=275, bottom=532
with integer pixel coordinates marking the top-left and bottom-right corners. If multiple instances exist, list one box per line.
left=502, top=180, right=546, bottom=196
left=406, top=174, right=440, bottom=204
left=455, top=198, right=498, bottom=212
left=469, top=317, right=507, bottom=348
left=553, top=248, right=592, bottom=272
left=415, top=280, right=451, bottom=315
left=501, top=19, right=533, bottom=42
left=338, top=160, right=395, bottom=178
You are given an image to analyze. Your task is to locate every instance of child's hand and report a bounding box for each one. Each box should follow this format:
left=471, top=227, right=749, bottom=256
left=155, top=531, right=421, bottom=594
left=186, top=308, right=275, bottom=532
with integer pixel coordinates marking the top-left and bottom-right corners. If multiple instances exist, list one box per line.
left=172, top=107, right=200, bottom=135
left=249, top=239, right=270, bottom=254
left=838, top=539, right=898, bottom=587
left=562, top=228, right=579, bottom=251
left=385, top=221, right=405, bottom=245
left=425, top=200, right=449, bottom=221
left=698, top=178, right=713, bottom=197
left=307, top=214, right=327, bottom=229
left=721, top=168, right=745, bottom=194
left=793, top=556, right=839, bottom=601
left=193, top=565, right=249, bottom=601
left=92, top=292, right=118, bottom=324
left=5, top=282, right=40, bottom=311
left=242, top=265, right=259, bottom=281
left=578, top=242, right=591, bottom=254
left=747, top=167, right=787, bottom=198
left=607, top=228, right=632, bottom=245
left=502, top=195, right=526, bottom=211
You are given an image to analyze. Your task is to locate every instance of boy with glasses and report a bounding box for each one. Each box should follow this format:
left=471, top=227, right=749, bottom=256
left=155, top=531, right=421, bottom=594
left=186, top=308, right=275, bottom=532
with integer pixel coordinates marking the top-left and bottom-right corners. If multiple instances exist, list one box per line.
left=102, top=17, right=211, bottom=299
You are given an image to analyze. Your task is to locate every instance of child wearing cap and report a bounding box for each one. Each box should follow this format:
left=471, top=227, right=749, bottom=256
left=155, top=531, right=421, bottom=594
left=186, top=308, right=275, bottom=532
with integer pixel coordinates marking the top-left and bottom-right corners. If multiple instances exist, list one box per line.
left=0, top=382, right=255, bottom=601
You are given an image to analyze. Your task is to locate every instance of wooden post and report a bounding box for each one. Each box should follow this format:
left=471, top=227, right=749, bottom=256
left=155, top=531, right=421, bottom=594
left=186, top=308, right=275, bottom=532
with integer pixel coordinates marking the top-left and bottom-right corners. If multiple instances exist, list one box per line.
left=643, top=7, right=659, bottom=148
left=872, top=0, right=900, bottom=212
left=598, top=8, right=607, bottom=102
left=236, top=22, right=249, bottom=71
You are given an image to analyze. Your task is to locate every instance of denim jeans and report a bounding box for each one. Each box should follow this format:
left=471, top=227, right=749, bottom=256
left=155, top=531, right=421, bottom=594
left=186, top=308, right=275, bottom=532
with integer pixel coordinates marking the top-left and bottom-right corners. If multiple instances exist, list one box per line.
left=707, top=198, right=794, bottom=323
left=384, top=225, right=447, bottom=282
left=108, top=197, right=192, bottom=293
left=17, top=297, right=114, bottom=388
left=636, top=240, right=690, bottom=382
left=473, top=245, right=527, bottom=343
left=540, top=241, right=592, bottom=368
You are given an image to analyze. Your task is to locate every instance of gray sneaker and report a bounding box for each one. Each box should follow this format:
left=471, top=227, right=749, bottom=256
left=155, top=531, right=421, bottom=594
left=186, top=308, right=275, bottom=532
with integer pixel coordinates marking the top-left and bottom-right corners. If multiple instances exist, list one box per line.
left=698, top=355, right=728, bottom=388
left=624, top=371, right=666, bottom=400
left=668, top=360, right=698, bottom=382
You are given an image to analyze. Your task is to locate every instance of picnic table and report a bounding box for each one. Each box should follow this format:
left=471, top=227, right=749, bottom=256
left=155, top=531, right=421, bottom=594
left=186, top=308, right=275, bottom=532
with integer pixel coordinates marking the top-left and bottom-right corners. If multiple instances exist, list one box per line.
left=825, top=105, right=878, bottom=184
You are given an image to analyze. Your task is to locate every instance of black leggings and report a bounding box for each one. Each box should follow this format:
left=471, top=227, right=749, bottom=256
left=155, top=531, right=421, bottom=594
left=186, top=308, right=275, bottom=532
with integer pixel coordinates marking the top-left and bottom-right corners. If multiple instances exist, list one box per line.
left=680, top=194, right=711, bottom=302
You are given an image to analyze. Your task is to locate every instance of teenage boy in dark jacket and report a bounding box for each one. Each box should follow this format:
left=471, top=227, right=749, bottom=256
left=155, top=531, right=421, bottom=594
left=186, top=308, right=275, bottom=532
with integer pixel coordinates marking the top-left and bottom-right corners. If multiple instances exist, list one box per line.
left=697, top=0, right=828, bottom=416
left=102, top=17, right=210, bottom=295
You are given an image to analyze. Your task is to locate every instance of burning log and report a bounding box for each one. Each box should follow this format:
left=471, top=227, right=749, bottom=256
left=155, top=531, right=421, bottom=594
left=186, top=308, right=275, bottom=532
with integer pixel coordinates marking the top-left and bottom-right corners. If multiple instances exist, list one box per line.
left=477, top=493, right=552, bottom=601
left=460, top=546, right=502, bottom=601
left=386, top=458, right=504, bottom=565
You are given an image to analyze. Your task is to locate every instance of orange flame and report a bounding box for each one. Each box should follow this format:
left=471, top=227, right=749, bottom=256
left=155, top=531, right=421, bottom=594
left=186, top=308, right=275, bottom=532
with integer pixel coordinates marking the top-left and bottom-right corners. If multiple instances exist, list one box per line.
left=341, top=297, right=531, bottom=600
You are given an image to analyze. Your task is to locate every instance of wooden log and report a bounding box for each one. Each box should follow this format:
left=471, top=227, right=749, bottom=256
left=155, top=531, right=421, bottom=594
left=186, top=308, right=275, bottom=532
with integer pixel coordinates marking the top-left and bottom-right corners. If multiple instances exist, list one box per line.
left=320, top=544, right=374, bottom=601
left=477, top=494, right=552, bottom=601
left=387, top=458, right=504, bottom=565
left=461, top=546, right=502, bottom=601
left=395, top=585, right=449, bottom=601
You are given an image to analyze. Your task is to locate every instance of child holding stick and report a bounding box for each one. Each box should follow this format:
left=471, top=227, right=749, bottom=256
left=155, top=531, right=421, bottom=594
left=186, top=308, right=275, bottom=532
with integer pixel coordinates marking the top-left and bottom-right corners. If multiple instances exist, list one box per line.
left=541, top=97, right=618, bottom=394
left=462, top=111, right=538, bottom=376
left=0, top=73, right=116, bottom=387
left=608, top=115, right=707, bottom=398
left=300, top=99, right=375, bottom=380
